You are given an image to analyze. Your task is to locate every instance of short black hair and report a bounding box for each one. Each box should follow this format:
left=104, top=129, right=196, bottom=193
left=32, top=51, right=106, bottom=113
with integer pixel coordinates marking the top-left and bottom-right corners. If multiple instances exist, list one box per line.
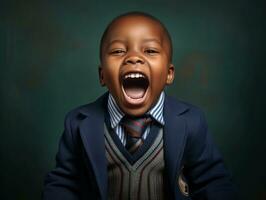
left=99, top=11, right=173, bottom=62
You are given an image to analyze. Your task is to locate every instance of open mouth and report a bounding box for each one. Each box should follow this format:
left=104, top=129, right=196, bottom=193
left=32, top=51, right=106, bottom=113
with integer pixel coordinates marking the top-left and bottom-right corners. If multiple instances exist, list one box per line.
left=122, top=72, right=149, bottom=101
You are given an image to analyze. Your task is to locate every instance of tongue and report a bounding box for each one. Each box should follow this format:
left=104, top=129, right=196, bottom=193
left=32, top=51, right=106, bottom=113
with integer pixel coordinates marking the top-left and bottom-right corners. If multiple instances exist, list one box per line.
left=124, top=87, right=145, bottom=99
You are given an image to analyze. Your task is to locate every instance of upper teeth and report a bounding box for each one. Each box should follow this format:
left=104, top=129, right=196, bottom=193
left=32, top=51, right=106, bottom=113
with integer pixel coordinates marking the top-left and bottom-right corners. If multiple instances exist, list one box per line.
left=124, top=73, right=145, bottom=79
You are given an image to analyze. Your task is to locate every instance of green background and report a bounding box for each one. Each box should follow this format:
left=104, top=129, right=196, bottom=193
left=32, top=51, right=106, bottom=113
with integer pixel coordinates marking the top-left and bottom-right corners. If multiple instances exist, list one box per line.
left=1, top=0, right=265, bottom=199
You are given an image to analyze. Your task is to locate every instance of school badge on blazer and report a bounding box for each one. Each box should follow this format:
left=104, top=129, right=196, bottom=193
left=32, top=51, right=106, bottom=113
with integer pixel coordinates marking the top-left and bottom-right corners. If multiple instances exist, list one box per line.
left=178, top=168, right=189, bottom=196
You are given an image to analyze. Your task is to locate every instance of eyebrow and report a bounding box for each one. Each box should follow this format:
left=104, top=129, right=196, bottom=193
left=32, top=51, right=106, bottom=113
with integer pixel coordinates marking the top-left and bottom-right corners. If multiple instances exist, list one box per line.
left=107, top=39, right=126, bottom=46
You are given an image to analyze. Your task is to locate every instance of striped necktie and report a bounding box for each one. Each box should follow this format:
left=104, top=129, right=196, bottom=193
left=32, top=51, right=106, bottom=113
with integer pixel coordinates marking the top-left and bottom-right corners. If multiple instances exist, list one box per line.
left=121, top=115, right=152, bottom=154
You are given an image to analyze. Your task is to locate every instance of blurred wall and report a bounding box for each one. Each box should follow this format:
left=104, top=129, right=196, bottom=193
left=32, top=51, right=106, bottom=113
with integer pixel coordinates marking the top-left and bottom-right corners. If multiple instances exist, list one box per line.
left=1, top=0, right=265, bottom=199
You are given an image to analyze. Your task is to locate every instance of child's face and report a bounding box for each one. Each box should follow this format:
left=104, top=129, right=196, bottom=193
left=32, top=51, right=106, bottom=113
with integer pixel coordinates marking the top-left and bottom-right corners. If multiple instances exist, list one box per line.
left=99, top=15, right=174, bottom=116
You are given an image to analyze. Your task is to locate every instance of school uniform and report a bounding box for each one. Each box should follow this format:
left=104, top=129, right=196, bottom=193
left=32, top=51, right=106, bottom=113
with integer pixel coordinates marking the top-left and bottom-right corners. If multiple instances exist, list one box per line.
left=43, top=92, right=237, bottom=200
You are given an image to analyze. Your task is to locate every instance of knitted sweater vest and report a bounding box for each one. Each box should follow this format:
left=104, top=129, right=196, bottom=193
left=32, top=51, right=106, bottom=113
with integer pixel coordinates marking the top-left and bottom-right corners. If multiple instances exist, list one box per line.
left=104, top=124, right=169, bottom=200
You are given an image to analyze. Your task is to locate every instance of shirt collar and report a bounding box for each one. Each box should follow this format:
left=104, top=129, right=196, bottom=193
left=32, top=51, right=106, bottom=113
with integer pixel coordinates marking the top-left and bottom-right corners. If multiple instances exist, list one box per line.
left=108, top=92, right=165, bottom=128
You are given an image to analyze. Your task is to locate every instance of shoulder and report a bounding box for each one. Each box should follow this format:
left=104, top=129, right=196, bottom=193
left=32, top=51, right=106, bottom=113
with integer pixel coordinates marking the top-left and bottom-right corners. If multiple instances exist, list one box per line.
left=165, top=95, right=207, bottom=134
left=165, top=95, right=212, bottom=158
left=165, top=95, right=205, bottom=119
left=63, top=93, right=108, bottom=128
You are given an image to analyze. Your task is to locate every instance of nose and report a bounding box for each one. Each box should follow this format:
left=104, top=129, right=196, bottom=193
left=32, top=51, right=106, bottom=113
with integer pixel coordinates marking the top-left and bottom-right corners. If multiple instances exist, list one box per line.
left=124, top=53, right=145, bottom=65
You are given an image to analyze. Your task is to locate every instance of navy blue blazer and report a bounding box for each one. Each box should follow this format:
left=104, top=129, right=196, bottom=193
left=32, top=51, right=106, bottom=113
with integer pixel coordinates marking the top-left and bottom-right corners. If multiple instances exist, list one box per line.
left=43, top=93, right=237, bottom=200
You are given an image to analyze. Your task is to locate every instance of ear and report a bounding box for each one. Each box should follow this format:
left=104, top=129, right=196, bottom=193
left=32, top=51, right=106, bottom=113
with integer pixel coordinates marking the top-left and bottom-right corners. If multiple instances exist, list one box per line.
left=98, top=65, right=106, bottom=86
left=166, top=63, right=175, bottom=85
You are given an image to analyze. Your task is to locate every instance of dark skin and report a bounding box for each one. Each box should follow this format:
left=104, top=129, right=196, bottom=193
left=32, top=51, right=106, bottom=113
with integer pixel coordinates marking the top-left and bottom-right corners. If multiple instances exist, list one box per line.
left=99, top=15, right=175, bottom=116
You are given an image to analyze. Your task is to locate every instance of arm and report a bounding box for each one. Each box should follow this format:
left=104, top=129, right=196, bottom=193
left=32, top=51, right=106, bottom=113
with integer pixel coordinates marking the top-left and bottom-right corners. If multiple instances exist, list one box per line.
left=184, top=110, right=238, bottom=200
left=42, top=113, right=81, bottom=200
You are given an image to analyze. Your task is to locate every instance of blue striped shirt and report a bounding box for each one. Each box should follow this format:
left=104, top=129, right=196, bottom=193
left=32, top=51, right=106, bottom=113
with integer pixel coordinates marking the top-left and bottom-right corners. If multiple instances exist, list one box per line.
left=107, top=92, right=165, bottom=146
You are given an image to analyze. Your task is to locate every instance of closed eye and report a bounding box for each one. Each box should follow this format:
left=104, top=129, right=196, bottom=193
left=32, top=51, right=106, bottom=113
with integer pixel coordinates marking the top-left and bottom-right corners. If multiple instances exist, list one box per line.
left=145, top=49, right=159, bottom=55
left=110, top=49, right=126, bottom=55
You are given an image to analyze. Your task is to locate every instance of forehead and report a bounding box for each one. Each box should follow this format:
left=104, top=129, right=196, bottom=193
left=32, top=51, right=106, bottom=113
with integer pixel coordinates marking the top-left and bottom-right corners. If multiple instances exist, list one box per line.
left=105, top=15, right=167, bottom=43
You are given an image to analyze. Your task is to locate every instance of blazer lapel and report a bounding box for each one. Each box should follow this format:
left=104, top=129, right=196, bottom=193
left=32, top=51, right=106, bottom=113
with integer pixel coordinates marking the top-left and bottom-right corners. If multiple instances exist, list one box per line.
left=78, top=94, right=108, bottom=200
left=163, top=96, right=189, bottom=195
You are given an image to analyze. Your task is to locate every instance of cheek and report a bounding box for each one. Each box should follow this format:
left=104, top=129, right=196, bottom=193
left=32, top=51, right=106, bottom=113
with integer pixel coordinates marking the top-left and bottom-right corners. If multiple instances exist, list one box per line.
left=151, top=71, right=167, bottom=87
left=152, top=64, right=169, bottom=78
left=104, top=68, right=120, bottom=88
left=103, top=60, right=121, bottom=75
left=105, top=56, right=122, bottom=65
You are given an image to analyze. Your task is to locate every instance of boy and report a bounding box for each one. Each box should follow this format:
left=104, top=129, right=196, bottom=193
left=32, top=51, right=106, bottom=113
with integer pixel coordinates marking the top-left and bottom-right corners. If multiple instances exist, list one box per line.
left=43, top=12, right=237, bottom=200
